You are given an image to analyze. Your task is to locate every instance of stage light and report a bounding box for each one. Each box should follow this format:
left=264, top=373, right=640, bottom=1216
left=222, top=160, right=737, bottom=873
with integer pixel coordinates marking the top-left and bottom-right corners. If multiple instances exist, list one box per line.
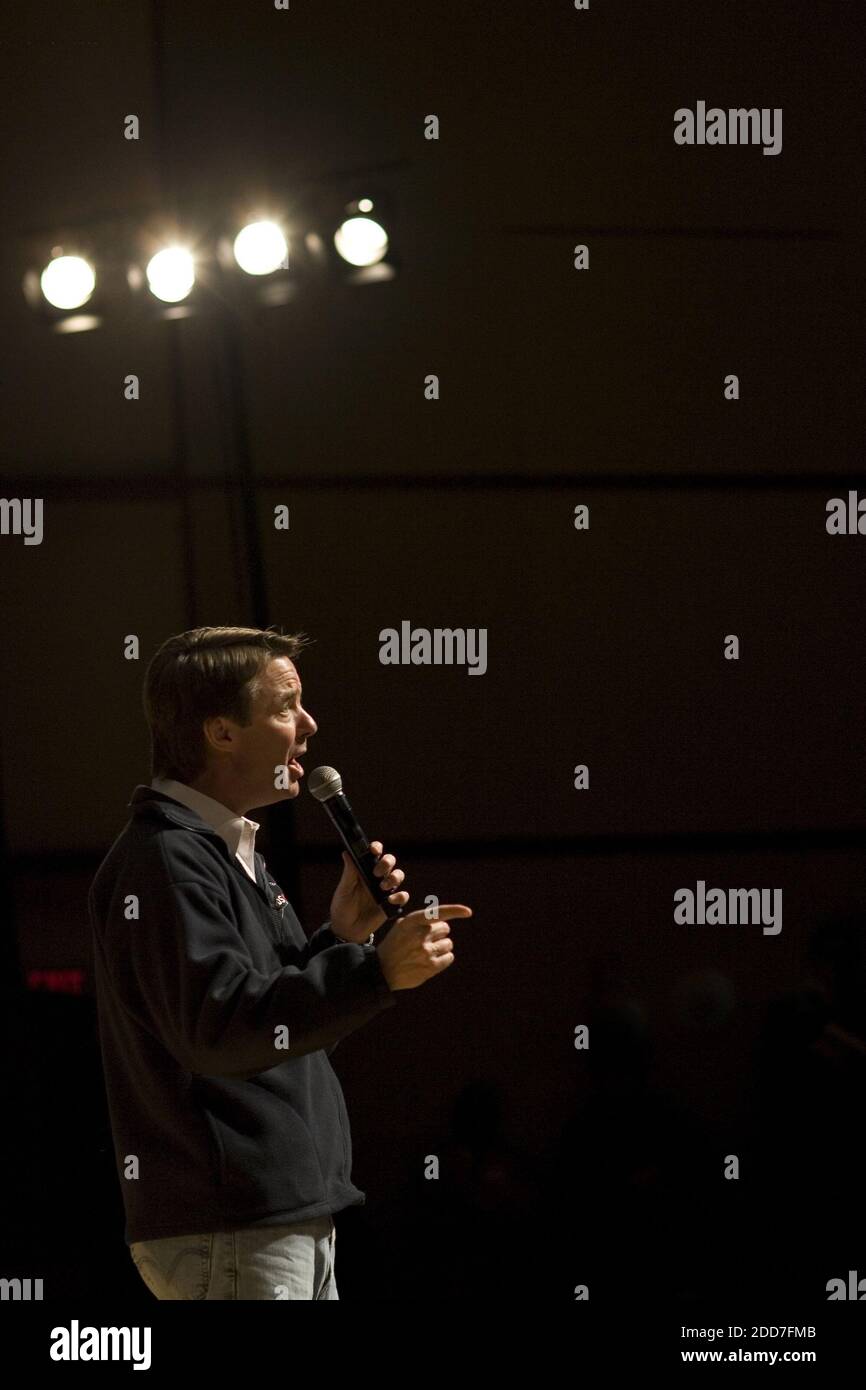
left=233, top=220, right=288, bottom=275
left=333, top=216, right=389, bottom=267
left=40, top=254, right=95, bottom=310
left=145, top=246, right=195, bottom=303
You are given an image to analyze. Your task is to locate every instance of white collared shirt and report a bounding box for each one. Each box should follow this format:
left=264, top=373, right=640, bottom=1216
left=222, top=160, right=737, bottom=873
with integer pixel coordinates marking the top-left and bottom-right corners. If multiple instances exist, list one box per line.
left=151, top=777, right=260, bottom=883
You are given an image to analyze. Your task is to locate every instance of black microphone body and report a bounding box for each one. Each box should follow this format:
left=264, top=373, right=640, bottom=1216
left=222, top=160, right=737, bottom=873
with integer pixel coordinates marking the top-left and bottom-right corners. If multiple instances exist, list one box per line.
left=309, top=768, right=405, bottom=922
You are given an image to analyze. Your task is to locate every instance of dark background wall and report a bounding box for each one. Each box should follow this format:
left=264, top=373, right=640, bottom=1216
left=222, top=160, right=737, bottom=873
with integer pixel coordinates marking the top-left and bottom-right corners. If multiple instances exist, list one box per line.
left=0, top=0, right=864, bottom=1309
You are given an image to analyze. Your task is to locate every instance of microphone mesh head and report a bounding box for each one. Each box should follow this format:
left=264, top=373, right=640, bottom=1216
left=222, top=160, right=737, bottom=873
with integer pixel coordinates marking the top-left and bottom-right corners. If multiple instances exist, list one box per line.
left=308, top=765, right=343, bottom=801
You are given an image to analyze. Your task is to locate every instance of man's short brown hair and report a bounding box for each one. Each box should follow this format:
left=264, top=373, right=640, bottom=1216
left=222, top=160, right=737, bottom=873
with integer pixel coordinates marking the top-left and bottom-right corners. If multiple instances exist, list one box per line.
left=143, top=625, right=310, bottom=783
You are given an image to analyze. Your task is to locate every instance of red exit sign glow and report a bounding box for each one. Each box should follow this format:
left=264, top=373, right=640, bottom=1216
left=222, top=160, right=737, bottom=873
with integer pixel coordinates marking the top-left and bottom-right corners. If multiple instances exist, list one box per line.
left=27, top=968, right=85, bottom=995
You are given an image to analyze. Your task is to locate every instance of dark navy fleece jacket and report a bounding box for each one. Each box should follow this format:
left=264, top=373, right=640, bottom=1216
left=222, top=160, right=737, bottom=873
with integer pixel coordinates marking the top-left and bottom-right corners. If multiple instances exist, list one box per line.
left=88, top=785, right=396, bottom=1244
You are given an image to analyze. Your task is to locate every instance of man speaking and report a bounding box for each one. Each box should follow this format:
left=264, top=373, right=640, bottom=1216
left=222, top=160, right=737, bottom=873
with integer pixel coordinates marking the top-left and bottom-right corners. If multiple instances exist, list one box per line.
left=88, top=625, right=472, bottom=1300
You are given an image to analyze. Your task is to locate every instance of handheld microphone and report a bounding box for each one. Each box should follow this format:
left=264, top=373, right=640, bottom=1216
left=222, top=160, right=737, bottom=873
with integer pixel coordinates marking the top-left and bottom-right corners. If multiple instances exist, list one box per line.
left=307, top=766, right=405, bottom=921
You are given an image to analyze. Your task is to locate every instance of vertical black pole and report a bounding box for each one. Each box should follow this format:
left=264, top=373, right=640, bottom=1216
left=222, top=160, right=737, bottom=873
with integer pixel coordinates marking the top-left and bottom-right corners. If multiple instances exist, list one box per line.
left=150, top=0, right=197, bottom=627
left=213, top=292, right=301, bottom=909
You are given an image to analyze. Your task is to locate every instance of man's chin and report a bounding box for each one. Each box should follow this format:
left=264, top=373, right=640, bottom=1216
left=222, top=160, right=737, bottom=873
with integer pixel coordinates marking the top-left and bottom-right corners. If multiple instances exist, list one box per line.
left=250, top=782, right=300, bottom=811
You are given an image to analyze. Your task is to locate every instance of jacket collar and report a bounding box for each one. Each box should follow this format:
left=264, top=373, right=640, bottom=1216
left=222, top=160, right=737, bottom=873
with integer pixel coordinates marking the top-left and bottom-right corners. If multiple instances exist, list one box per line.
left=127, top=783, right=225, bottom=833
left=126, top=784, right=276, bottom=907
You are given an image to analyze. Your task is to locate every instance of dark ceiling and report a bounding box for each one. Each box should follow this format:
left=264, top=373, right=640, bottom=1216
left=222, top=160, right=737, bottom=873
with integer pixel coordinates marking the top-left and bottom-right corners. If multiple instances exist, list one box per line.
left=0, top=0, right=862, bottom=860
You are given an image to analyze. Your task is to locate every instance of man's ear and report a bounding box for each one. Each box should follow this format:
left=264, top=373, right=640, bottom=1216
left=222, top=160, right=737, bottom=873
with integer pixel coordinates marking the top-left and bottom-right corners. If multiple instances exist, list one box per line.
left=202, top=714, right=235, bottom=756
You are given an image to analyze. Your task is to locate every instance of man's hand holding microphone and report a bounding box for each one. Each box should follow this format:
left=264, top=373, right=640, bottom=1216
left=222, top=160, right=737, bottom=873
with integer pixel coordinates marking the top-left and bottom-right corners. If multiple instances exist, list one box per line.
left=329, top=839, right=472, bottom=990
left=311, top=766, right=473, bottom=992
